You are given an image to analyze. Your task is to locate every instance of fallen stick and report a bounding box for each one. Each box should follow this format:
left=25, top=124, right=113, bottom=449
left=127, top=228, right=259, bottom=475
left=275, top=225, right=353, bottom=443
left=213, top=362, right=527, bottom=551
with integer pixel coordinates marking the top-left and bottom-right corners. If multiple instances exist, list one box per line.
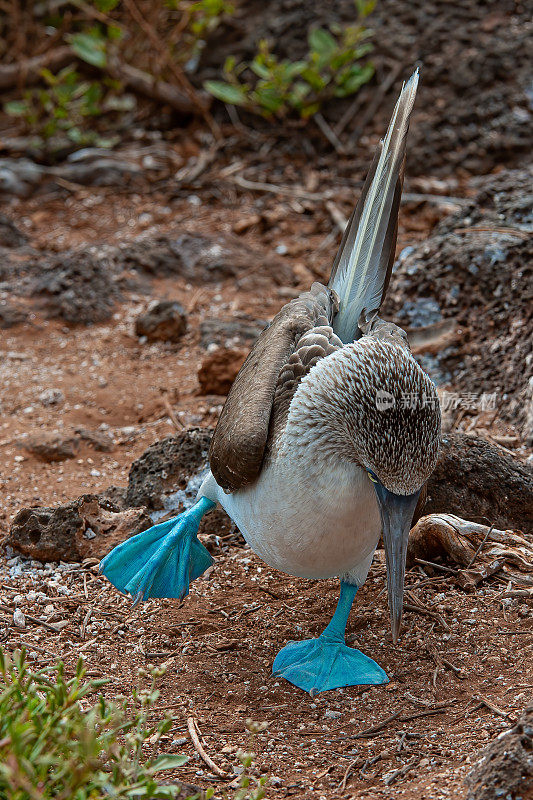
left=341, top=703, right=452, bottom=742
left=187, top=716, right=227, bottom=778
left=0, top=47, right=73, bottom=90
left=162, top=396, right=185, bottom=431
left=7, top=639, right=58, bottom=659
left=344, top=711, right=402, bottom=740
left=0, top=603, right=70, bottom=634
left=384, top=755, right=420, bottom=786
left=106, top=57, right=203, bottom=114
left=0, top=47, right=204, bottom=115
left=476, top=695, right=512, bottom=719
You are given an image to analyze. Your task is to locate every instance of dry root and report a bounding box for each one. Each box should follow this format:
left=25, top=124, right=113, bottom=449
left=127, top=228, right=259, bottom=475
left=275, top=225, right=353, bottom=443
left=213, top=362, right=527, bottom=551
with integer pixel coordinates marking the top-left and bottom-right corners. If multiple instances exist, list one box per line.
left=407, top=513, right=533, bottom=590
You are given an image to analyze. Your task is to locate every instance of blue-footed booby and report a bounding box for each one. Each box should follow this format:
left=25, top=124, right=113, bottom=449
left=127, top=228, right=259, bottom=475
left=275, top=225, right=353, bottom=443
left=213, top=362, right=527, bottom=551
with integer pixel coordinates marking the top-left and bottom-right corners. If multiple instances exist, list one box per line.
left=101, top=69, right=441, bottom=694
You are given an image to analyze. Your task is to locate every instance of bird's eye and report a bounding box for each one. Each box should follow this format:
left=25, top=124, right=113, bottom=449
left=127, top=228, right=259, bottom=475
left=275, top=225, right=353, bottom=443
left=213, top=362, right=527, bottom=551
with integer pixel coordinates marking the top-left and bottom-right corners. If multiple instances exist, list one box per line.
left=367, top=471, right=378, bottom=483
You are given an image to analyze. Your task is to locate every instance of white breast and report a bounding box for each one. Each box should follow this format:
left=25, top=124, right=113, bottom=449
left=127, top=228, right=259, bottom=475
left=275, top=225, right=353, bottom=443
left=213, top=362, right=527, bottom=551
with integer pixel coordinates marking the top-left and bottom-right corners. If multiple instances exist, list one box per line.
left=199, top=450, right=381, bottom=582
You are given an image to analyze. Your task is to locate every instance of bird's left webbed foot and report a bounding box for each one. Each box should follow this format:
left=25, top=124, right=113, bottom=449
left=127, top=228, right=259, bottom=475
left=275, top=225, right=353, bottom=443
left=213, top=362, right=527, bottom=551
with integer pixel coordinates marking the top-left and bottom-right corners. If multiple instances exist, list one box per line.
left=272, top=582, right=388, bottom=694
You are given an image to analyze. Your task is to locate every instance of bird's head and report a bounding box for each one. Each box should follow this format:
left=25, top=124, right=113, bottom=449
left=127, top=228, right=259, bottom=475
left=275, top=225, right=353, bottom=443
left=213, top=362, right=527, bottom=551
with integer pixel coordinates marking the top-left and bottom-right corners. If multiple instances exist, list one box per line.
left=304, top=332, right=441, bottom=643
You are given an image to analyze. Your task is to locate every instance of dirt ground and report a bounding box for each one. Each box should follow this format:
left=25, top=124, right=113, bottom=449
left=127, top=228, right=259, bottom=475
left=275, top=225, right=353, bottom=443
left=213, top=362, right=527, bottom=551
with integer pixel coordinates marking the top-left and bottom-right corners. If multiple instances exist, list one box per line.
left=1, top=0, right=532, bottom=797
left=1, top=177, right=532, bottom=799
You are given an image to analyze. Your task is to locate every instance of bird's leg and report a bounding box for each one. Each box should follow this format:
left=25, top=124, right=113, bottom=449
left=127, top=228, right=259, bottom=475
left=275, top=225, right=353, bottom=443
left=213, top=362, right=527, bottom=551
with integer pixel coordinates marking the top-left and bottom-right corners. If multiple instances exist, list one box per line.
left=100, top=496, right=216, bottom=604
left=272, top=580, right=388, bottom=695
left=321, top=581, right=358, bottom=643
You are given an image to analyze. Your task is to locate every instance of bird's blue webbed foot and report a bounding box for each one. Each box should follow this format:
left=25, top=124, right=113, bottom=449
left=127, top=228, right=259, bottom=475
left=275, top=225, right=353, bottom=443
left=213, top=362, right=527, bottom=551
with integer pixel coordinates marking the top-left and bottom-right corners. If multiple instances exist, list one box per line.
left=99, top=496, right=216, bottom=604
left=272, top=582, right=388, bottom=694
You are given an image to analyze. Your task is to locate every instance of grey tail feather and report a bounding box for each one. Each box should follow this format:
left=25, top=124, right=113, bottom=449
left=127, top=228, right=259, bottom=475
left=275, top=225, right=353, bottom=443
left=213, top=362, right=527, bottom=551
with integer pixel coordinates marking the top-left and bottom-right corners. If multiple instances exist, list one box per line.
left=328, top=68, right=419, bottom=343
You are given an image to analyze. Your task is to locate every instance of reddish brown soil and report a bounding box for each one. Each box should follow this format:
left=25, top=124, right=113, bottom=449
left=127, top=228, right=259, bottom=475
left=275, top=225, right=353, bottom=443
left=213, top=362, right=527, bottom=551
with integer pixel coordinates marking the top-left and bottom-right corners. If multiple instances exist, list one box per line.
left=1, top=182, right=531, bottom=799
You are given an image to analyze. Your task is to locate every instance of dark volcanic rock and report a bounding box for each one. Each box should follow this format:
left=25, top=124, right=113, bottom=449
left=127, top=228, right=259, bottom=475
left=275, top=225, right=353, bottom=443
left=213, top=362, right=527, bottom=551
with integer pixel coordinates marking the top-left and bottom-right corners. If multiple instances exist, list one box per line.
left=135, top=299, right=187, bottom=343
left=465, top=706, right=533, bottom=800
left=126, top=428, right=212, bottom=510
left=0, top=214, right=28, bottom=248
left=8, top=494, right=151, bottom=562
left=29, top=250, right=120, bottom=323
left=0, top=301, right=28, bottom=328
left=425, top=433, right=533, bottom=534
left=199, top=318, right=266, bottom=349
left=383, top=168, right=533, bottom=434
left=120, top=232, right=294, bottom=286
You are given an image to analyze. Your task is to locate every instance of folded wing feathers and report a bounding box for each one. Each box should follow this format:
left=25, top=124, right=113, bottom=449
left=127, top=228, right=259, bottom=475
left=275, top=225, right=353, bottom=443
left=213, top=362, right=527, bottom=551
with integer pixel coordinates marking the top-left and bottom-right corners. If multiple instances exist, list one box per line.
left=329, top=69, right=419, bottom=343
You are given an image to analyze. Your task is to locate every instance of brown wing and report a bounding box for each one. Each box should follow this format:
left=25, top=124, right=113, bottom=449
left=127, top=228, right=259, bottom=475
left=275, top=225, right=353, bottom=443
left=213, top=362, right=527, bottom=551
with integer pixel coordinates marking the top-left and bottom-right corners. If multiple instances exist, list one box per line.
left=267, top=323, right=342, bottom=449
left=209, top=283, right=339, bottom=493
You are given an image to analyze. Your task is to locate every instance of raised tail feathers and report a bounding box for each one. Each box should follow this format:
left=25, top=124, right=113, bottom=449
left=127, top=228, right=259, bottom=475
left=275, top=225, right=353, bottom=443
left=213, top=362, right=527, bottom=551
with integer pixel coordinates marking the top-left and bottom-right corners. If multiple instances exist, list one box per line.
left=328, top=69, right=419, bottom=343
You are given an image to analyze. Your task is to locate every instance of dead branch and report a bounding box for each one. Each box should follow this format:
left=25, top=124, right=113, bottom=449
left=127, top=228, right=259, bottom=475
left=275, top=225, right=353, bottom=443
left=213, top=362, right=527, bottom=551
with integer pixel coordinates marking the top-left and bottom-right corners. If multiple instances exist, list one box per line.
left=0, top=47, right=73, bottom=90
left=106, top=57, right=205, bottom=114
left=425, top=433, right=533, bottom=533
left=0, top=46, right=206, bottom=115
left=407, top=514, right=533, bottom=575
left=186, top=716, right=227, bottom=778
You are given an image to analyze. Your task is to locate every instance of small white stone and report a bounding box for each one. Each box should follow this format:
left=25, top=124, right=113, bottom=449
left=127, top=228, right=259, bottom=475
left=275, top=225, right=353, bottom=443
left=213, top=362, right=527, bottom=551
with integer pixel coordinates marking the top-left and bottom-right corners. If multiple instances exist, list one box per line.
left=13, top=609, right=26, bottom=628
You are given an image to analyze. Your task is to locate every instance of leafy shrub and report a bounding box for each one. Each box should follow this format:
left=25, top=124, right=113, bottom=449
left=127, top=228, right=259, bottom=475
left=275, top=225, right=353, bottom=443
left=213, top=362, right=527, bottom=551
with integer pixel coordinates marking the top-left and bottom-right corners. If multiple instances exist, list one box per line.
left=4, top=63, right=132, bottom=149
left=205, top=0, right=376, bottom=118
left=0, top=648, right=270, bottom=800
left=0, top=648, right=188, bottom=799
left=3, top=0, right=234, bottom=153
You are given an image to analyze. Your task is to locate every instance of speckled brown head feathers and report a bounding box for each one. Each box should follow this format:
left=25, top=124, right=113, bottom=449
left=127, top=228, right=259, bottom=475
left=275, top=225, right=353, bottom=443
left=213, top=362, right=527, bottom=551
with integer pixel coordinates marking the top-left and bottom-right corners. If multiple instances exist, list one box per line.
left=286, top=333, right=441, bottom=495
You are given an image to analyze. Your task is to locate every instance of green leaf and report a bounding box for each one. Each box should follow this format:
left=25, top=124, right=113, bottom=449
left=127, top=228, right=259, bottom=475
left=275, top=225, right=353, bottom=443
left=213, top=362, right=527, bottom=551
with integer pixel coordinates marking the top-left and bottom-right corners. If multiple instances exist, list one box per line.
left=253, top=84, right=284, bottom=113
left=355, top=0, right=377, bottom=18
left=283, top=60, right=308, bottom=80
left=4, top=100, right=28, bottom=115
left=204, top=80, right=247, bottom=105
left=250, top=59, right=271, bottom=79
left=151, top=754, right=189, bottom=772
left=300, top=65, right=327, bottom=91
left=308, top=27, right=337, bottom=59
left=69, top=32, right=107, bottom=68
left=107, top=24, right=123, bottom=40
left=288, top=80, right=310, bottom=107
left=94, top=0, right=120, bottom=10
left=335, top=62, right=374, bottom=95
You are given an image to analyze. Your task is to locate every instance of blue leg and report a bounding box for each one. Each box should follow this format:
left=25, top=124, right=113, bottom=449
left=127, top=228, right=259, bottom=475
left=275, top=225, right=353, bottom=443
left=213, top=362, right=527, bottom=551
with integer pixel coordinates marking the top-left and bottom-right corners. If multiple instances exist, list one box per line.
left=100, top=496, right=216, bottom=605
left=273, top=582, right=388, bottom=694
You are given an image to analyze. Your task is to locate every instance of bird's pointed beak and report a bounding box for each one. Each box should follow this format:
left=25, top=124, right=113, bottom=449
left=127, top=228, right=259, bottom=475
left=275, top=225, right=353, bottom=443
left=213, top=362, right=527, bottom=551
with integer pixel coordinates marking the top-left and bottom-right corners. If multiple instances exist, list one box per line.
left=372, top=483, right=420, bottom=644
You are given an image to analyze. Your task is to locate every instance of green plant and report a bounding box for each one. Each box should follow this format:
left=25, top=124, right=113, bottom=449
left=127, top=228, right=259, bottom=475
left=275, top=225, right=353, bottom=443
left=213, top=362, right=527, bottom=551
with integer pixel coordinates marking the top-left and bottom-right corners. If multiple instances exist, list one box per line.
left=0, top=648, right=188, bottom=799
left=4, top=62, right=132, bottom=149
left=204, top=1, right=375, bottom=118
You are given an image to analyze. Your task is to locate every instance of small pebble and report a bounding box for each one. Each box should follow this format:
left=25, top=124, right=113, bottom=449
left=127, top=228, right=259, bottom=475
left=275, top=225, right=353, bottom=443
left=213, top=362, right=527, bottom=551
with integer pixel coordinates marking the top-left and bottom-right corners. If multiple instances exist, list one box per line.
left=13, top=609, right=26, bottom=628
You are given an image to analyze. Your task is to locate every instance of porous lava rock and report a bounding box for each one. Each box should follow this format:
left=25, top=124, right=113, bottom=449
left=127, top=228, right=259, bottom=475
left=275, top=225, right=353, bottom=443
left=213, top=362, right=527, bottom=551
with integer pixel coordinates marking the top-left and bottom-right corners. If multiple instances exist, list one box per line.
left=29, top=250, right=120, bottom=323
left=383, top=168, right=533, bottom=435
left=135, top=299, right=187, bottom=343
left=424, top=433, right=533, bottom=534
left=0, top=214, right=27, bottom=247
left=120, top=232, right=294, bottom=286
left=125, top=427, right=212, bottom=510
left=8, top=494, right=151, bottom=562
left=465, top=706, right=533, bottom=800
left=0, top=301, right=28, bottom=328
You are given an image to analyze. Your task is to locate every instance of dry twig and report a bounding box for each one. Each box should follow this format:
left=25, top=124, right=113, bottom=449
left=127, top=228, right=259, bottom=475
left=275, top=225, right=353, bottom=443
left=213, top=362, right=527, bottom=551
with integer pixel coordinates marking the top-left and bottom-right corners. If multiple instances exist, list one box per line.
left=187, top=716, right=227, bottom=778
